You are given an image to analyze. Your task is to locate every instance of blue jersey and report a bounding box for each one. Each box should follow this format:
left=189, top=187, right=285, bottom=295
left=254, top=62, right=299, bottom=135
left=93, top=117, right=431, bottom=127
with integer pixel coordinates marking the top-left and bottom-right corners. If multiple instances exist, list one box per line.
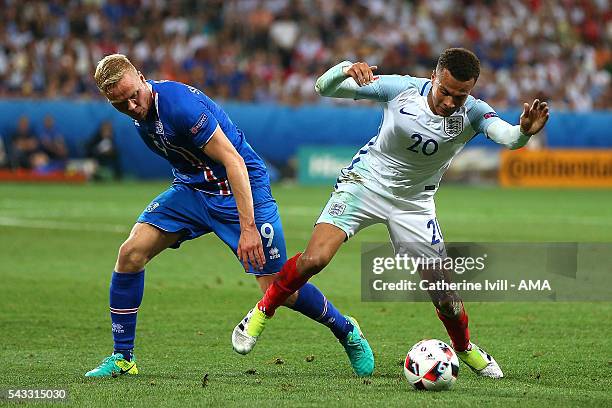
left=134, top=80, right=269, bottom=199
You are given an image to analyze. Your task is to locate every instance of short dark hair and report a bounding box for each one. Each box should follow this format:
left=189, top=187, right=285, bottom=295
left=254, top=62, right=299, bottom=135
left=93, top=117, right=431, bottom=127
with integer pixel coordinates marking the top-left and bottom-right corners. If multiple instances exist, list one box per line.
left=436, top=48, right=480, bottom=82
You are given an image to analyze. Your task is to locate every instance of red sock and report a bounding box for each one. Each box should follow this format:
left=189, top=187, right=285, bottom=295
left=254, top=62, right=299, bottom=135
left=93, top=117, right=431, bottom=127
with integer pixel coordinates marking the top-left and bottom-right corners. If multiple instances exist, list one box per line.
left=436, top=304, right=470, bottom=352
left=258, top=252, right=309, bottom=317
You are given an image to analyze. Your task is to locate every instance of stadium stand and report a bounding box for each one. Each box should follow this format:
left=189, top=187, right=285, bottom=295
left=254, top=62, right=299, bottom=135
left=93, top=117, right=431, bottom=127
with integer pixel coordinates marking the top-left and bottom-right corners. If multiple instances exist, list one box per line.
left=0, top=0, right=609, bottom=109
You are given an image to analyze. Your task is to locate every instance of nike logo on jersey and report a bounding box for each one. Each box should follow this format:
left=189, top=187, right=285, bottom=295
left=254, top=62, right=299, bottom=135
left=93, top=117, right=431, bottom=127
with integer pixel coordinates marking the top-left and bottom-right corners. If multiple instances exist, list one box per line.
left=399, top=108, right=417, bottom=117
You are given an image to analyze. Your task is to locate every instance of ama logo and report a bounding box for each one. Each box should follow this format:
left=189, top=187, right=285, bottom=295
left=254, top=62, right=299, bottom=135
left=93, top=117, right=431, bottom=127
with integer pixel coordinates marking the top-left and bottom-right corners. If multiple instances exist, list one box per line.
left=483, top=111, right=498, bottom=119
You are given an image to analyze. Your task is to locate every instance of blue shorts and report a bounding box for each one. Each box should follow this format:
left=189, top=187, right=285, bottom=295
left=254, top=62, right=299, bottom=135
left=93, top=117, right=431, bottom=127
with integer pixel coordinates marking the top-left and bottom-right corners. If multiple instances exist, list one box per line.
left=137, top=183, right=287, bottom=276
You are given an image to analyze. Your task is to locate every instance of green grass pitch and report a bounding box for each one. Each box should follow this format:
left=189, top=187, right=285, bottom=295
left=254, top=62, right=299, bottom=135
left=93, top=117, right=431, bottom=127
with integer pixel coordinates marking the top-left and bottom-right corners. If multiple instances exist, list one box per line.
left=1, top=182, right=611, bottom=407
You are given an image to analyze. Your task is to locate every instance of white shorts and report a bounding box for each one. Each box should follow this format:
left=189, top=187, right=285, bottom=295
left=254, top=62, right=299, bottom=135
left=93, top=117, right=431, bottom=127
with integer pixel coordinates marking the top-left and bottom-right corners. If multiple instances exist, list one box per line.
left=316, top=181, right=446, bottom=259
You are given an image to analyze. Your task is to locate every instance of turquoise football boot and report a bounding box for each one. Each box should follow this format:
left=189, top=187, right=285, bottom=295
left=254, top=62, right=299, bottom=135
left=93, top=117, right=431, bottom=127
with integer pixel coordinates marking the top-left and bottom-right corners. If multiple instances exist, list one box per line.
left=85, top=353, right=138, bottom=377
left=340, top=316, right=374, bottom=377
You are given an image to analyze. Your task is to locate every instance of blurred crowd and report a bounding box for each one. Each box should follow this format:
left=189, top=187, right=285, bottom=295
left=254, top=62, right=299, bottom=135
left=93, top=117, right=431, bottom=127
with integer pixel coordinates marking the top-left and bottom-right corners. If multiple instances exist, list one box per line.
left=5, top=115, right=68, bottom=172
left=0, top=114, right=121, bottom=179
left=0, top=0, right=610, bottom=110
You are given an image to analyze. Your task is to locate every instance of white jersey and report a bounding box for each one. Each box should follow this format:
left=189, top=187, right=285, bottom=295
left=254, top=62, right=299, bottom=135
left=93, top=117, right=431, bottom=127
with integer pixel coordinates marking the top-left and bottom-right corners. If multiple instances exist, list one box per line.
left=315, top=62, right=516, bottom=201
left=314, top=61, right=530, bottom=253
left=347, top=76, right=499, bottom=200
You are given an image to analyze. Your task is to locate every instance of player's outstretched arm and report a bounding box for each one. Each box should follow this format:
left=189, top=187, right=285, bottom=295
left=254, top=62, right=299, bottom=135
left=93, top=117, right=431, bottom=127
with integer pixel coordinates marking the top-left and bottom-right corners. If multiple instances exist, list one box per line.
left=485, top=99, right=549, bottom=150
left=314, top=61, right=411, bottom=102
left=314, top=61, right=365, bottom=99
left=203, top=126, right=265, bottom=271
left=519, top=99, right=549, bottom=136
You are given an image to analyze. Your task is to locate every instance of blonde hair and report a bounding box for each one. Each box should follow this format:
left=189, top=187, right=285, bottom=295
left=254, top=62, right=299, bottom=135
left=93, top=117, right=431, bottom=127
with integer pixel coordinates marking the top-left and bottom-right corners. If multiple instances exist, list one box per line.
left=94, top=54, right=138, bottom=93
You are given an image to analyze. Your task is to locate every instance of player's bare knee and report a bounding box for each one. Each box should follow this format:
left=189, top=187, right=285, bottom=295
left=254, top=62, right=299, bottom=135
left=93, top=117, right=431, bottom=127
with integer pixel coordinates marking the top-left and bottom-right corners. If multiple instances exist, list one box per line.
left=434, top=297, right=462, bottom=318
left=116, top=241, right=149, bottom=272
left=299, top=252, right=330, bottom=275
left=284, top=291, right=299, bottom=307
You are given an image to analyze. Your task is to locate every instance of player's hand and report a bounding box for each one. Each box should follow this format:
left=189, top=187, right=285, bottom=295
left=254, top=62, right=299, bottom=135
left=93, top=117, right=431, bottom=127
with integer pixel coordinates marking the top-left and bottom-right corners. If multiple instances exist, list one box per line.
left=342, top=62, right=378, bottom=86
left=237, top=225, right=265, bottom=272
left=519, top=99, right=549, bottom=136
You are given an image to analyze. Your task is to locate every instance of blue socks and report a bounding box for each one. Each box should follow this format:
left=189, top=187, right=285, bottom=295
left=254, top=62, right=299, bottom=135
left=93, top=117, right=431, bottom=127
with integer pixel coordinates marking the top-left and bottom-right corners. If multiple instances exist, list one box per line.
left=109, top=270, right=144, bottom=360
left=108, top=271, right=350, bottom=360
left=290, top=283, right=353, bottom=340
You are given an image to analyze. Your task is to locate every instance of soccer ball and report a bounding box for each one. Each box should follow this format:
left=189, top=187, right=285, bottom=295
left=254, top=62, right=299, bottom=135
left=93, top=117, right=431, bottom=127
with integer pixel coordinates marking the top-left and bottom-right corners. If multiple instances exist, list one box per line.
left=403, top=339, right=459, bottom=391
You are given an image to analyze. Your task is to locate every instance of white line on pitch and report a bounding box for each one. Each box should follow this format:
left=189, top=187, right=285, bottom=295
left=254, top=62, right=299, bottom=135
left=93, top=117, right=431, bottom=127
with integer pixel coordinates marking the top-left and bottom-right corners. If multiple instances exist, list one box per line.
left=0, top=217, right=129, bottom=233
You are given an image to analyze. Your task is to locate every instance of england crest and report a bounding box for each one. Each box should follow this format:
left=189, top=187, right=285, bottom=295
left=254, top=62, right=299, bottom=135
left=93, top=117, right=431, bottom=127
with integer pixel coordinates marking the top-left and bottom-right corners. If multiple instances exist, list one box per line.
left=328, top=202, right=346, bottom=217
left=443, top=116, right=464, bottom=137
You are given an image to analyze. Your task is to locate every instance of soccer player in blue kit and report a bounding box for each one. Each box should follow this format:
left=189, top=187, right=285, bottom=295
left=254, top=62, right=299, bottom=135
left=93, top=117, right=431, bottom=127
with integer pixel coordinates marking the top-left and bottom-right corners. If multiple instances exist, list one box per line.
left=85, top=54, right=374, bottom=377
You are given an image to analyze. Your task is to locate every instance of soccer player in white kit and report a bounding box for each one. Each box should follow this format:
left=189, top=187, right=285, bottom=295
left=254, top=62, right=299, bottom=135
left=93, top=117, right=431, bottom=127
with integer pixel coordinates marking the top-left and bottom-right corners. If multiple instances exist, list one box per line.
left=233, top=48, right=549, bottom=378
